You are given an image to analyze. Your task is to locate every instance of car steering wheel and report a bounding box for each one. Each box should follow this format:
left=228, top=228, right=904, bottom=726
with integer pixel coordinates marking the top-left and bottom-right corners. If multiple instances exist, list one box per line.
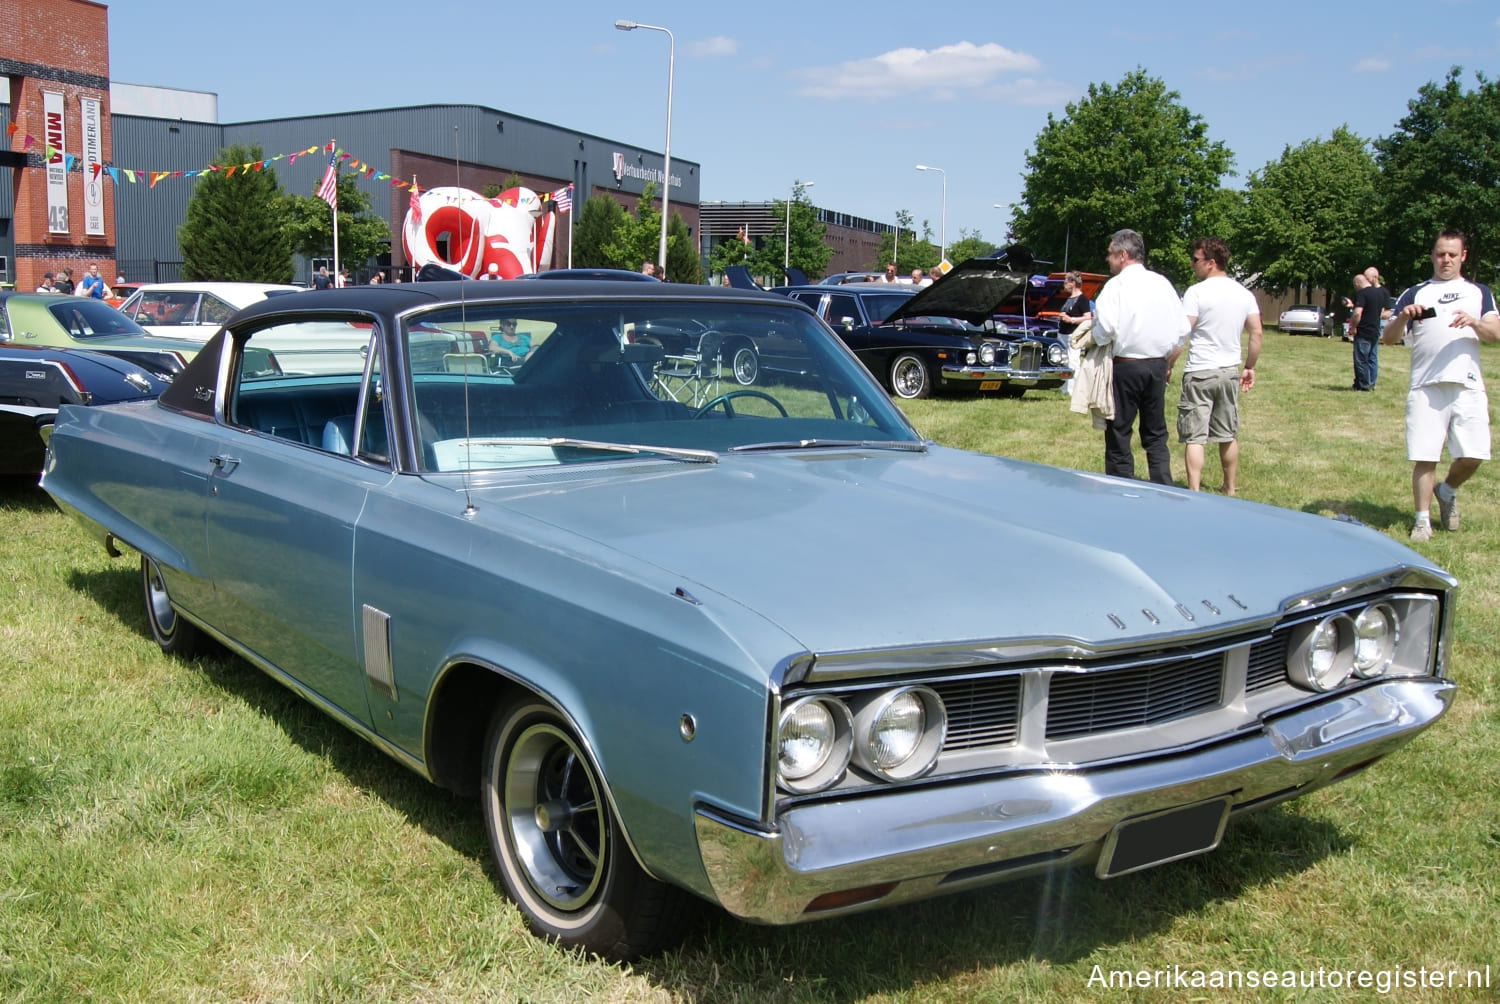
left=692, top=389, right=789, bottom=419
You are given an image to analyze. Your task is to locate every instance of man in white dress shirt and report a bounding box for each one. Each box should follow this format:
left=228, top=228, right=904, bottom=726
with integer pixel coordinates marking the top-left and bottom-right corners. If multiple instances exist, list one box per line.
left=1090, top=229, right=1190, bottom=484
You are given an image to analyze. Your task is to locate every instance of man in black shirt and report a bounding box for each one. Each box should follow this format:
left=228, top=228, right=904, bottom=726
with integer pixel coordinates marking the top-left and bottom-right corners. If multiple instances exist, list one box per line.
left=1350, top=271, right=1390, bottom=390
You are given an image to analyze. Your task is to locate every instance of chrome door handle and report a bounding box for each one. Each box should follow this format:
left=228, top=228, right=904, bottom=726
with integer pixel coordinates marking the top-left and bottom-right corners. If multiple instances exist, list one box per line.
left=210, top=454, right=240, bottom=473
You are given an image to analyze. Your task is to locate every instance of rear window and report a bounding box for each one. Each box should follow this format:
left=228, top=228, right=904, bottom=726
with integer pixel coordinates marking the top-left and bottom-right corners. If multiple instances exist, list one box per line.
left=46, top=298, right=151, bottom=337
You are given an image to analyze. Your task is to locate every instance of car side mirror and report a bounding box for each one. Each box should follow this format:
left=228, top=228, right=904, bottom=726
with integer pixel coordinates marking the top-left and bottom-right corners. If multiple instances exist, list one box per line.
left=838, top=316, right=856, bottom=330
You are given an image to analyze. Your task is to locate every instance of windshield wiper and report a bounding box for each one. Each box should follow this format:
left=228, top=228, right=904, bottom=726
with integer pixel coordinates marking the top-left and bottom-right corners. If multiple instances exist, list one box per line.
left=728, top=439, right=927, bottom=453
left=468, top=437, right=718, bottom=464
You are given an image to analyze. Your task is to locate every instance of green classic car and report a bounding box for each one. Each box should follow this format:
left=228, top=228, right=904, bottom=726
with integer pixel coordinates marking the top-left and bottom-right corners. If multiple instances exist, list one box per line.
left=0, top=291, right=190, bottom=377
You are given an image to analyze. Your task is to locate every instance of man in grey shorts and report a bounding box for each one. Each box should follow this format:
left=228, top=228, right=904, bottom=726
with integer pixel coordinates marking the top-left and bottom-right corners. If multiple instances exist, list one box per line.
left=1169, top=237, right=1262, bottom=494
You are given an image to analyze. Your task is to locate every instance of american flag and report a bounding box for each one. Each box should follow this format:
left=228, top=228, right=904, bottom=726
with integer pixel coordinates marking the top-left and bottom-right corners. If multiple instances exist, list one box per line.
left=316, top=146, right=338, bottom=208
left=550, top=184, right=573, bottom=214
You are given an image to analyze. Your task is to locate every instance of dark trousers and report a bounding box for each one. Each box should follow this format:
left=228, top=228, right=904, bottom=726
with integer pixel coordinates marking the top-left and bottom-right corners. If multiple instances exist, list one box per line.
left=1353, top=336, right=1379, bottom=390
left=1105, top=356, right=1172, bottom=484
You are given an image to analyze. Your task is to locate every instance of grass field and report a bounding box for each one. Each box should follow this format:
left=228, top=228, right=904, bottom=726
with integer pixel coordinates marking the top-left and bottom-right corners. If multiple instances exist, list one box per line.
left=2, top=332, right=1496, bottom=1002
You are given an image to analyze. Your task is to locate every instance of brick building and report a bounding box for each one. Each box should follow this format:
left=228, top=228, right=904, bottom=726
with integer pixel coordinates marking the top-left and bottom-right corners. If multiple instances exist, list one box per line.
left=1, top=0, right=114, bottom=293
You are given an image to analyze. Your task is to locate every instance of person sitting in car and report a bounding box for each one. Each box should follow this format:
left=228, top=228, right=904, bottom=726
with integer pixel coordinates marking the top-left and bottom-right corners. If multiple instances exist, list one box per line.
left=487, top=318, right=531, bottom=365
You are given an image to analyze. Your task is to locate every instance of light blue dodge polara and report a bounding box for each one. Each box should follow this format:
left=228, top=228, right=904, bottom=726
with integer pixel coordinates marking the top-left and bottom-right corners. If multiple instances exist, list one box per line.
left=41, top=277, right=1455, bottom=960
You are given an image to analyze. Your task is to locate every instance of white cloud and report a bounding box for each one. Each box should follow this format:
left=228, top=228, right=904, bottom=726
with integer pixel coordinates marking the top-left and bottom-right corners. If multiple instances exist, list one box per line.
left=795, top=42, right=1042, bottom=101
left=686, top=36, right=739, bottom=58
left=1353, top=57, right=1391, bottom=73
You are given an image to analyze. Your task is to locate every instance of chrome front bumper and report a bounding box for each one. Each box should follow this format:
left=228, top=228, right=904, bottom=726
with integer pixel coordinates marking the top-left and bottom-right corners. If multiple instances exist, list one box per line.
left=939, top=364, right=1070, bottom=386
left=694, top=678, right=1453, bottom=924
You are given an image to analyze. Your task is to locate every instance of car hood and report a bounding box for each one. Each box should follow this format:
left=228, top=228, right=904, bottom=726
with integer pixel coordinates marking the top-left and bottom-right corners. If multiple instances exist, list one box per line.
left=478, top=446, right=1437, bottom=658
left=884, top=247, right=1034, bottom=326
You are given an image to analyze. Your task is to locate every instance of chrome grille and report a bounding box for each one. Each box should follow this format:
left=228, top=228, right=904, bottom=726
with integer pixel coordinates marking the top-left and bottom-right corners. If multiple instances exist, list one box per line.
left=1246, top=632, right=1290, bottom=691
left=932, top=676, right=1021, bottom=750
left=1011, top=342, right=1043, bottom=371
left=1046, top=652, right=1224, bottom=739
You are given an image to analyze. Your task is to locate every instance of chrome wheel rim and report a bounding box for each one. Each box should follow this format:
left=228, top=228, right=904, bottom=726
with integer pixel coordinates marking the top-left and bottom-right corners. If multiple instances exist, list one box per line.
left=144, top=559, right=177, bottom=636
left=504, top=723, right=606, bottom=911
left=892, top=357, right=925, bottom=398
left=732, top=347, right=758, bottom=385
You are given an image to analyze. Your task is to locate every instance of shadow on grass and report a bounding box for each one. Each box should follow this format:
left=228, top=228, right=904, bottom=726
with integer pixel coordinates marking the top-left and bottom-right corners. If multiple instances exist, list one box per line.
left=647, top=808, right=1348, bottom=1001
left=0, top=476, right=57, bottom=513
left=63, top=565, right=487, bottom=863
left=65, top=562, right=1351, bottom=1001
left=1301, top=497, right=1409, bottom=532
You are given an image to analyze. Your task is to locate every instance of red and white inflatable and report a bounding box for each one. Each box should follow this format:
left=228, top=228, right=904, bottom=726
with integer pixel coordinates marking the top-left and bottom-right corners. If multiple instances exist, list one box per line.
left=401, top=186, right=556, bottom=279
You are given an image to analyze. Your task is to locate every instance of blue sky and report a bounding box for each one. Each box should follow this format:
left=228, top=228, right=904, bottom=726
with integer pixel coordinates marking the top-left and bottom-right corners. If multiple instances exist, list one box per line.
left=110, top=0, right=1498, bottom=253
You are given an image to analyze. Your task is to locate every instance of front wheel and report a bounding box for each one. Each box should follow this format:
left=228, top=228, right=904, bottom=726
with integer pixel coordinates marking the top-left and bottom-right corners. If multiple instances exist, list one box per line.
left=730, top=343, right=759, bottom=385
left=889, top=352, right=933, bottom=399
left=140, top=555, right=205, bottom=657
left=480, top=701, right=695, bottom=960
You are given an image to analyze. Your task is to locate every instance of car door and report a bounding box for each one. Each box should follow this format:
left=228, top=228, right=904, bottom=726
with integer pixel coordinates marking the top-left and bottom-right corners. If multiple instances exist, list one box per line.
left=202, top=316, right=393, bottom=724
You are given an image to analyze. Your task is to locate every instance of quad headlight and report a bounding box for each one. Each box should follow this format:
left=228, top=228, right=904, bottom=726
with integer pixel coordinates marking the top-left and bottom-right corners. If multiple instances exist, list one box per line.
left=1353, top=603, right=1398, bottom=677
left=776, top=697, right=852, bottom=793
left=1048, top=343, right=1065, bottom=364
left=979, top=344, right=996, bottom=365
left=850, top=686, right=946, bottom=781
left=1286, top=595, right=1432, bottom=693
left=776, top=686, right=949, bottom=792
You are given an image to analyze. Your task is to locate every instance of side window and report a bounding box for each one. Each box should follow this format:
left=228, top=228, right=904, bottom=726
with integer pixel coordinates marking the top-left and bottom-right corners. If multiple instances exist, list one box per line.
left=200, top=295, right=236, bottom=327
left=135, top=291, right=199, bottom=326
left=826, top=294, right=860, bottom=328
left=228, top=319, right=381, bottom=458
left=792, top=292, right=823, bottom=315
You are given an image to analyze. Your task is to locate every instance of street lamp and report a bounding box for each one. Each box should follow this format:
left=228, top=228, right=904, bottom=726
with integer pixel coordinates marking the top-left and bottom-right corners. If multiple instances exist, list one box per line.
left=915, top=164, right=946, bottom=263
left=615, top=19, right=674, bottom=277
left=785, top=180, right=814, bottom=269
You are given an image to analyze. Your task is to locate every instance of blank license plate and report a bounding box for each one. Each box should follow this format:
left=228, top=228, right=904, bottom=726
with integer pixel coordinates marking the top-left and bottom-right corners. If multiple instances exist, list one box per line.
left=1096, top=797, right=1231, bottom=878
left=979, top=381, right=1001, bottom=391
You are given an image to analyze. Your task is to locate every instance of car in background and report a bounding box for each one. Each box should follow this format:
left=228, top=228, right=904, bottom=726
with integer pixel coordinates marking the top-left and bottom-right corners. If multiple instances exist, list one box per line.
left=118, top=281, right=415, bottom=374
left=1278, top=303, right=1325, bottom=336
left=104, top=281, right=142, bottom=308
left=0, top=291, right=189, bottom=379
left=0, top=343, right=169, bottom=474
left=41, top=278, right=1456, bottom=961
left=118, top=282, right=300, bottom=339
left=818, top=272, right=889, bottom=285
left=517, top=268, right=660, bottom=282
left=773, top=251, right=1072, bottom=400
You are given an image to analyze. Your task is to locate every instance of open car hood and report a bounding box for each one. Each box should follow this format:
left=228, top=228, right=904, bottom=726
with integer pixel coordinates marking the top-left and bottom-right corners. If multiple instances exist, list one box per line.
left=883, top=245, right=1036, bottom=326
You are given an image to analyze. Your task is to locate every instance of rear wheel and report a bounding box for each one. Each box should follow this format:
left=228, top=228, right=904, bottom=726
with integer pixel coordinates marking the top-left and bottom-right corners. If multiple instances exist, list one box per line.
left=480, top=701, right=695, bottom=960
left=889, top=353, right=932, bottom=400
left=140, top=555, right=205, bottom=657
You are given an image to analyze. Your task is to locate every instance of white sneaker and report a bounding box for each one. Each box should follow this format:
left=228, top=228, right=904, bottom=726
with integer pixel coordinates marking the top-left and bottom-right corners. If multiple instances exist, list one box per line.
left=1410, top=522, right=1433, bottom=543
left=1435, top=482, right=1459, bottom=531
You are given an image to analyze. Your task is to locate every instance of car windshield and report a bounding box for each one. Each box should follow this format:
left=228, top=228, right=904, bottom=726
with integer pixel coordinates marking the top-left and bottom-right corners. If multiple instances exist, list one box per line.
left=401, top=300, right=921, bottom=472
left=46, top=298, right=152, bottom=337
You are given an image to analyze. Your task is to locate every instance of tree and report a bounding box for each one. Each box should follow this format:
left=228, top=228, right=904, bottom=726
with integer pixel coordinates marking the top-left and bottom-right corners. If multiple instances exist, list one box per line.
left=666, top=212, right=701, bottom=284
left=282, top=170, right=390, bottom=275
left=602, top=183, right=665, bottom=271
left=178, top=143, right=293, bottom=282
left=947, top=229, right=997, bottom=267
left=572, top=195, right=630, bottom=269
left=1375, top=68, right=1500, bottom=288
left=1235, top=127, right=1380, bottom=300
left=869, top=209, right=939, bottom=273
left=775, top=181, right=832, bottom=280
left=1011, top=68, right=1233, bottom=284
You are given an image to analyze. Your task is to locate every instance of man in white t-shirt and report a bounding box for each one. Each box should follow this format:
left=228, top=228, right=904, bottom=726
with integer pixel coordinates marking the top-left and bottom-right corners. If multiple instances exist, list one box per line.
left=1381, top=229, right=1500, bottom=542
left=1168, top=237, right=1262, bottom=494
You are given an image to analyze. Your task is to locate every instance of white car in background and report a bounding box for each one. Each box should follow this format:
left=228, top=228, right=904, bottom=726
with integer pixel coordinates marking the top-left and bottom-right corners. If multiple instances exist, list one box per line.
left=118, top=282, right=300, bottom=338
left=1277, top=303, right=1327, bottom=336
left=118, top=282, right=370, bottom=374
